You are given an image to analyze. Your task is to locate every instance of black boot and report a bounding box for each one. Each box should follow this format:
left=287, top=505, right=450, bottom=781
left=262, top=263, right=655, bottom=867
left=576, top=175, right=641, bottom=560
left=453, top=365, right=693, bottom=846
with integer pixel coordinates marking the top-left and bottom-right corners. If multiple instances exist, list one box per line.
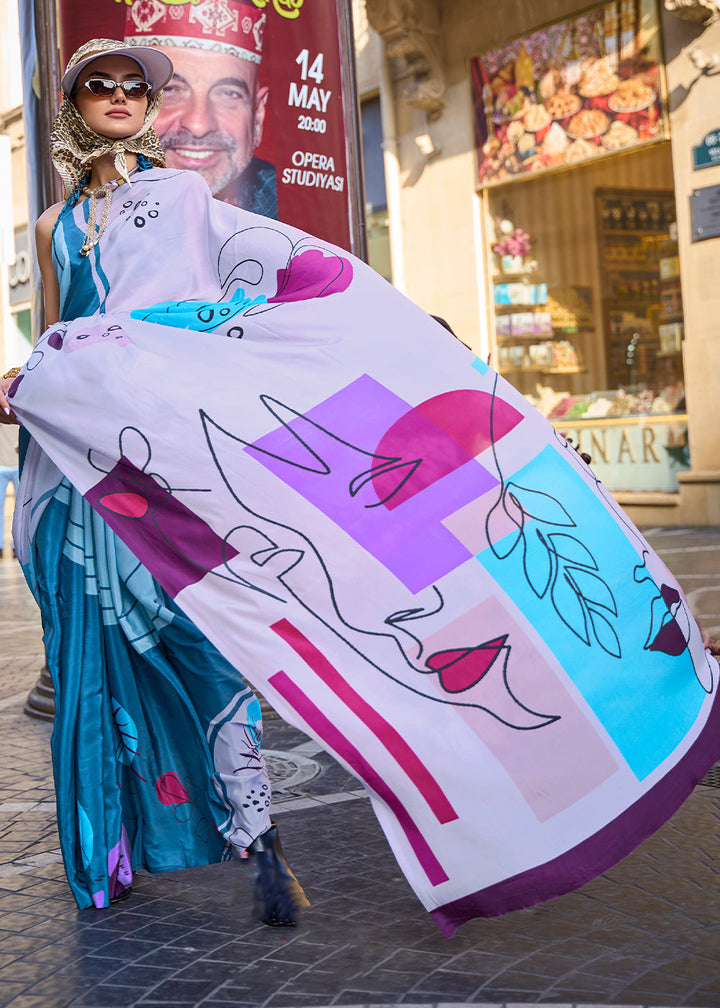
left=248, top=822, right=309, bottom=927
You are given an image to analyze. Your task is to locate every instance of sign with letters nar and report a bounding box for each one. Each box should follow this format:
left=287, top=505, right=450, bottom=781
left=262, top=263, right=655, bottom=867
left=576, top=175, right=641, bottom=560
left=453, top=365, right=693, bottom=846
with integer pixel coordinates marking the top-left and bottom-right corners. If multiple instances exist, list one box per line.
left=693, top=129, right=720, bottom=170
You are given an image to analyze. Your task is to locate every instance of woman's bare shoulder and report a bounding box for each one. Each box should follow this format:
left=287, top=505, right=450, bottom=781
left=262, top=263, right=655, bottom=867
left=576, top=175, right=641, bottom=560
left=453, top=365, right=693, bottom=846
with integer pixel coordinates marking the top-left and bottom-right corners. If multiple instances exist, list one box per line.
left=35, top=201, right=66, bottom=239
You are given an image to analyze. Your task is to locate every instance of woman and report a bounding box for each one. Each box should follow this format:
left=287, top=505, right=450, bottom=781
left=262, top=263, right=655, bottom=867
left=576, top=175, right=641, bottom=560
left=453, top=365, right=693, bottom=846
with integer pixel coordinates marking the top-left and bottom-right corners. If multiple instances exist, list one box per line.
left=3, top=41, right=719, bottom=942
left=0, top=39, right=305, bottom=923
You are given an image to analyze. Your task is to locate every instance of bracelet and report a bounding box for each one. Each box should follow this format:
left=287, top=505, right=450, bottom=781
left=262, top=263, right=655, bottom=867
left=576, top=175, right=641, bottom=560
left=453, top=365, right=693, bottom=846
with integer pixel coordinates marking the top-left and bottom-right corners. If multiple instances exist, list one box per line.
left=2, top=367, right=21, bottom=380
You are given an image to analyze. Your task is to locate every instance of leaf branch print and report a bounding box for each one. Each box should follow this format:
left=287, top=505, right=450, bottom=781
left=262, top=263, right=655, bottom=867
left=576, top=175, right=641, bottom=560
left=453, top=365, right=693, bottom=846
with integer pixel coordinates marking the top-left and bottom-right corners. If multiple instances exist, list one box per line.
left=485, top=375, right=621, bottom=658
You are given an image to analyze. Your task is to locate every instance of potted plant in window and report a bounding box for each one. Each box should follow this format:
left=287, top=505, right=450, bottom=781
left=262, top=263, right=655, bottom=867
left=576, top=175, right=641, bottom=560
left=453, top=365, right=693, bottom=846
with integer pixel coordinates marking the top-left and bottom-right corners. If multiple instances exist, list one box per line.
left=493, top=220, right=532, bottom=273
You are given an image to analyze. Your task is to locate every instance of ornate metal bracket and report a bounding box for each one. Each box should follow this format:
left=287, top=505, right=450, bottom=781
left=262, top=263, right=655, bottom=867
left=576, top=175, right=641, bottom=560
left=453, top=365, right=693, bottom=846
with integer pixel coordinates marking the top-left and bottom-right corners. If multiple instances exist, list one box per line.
left=665, top=0, right=720, bottom=24
left=365, top=0, right=446, bottom=119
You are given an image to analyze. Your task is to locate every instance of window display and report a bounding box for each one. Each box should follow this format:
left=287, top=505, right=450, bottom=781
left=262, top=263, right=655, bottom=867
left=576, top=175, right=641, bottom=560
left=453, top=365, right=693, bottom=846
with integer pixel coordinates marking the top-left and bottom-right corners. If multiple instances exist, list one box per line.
left=485, top=148, right=687, bottom=492
left=470, top=0, right=667, bottom=187
left=597, top=187, right=683, bottom=396
left=492, top=230, right=585, bottom=382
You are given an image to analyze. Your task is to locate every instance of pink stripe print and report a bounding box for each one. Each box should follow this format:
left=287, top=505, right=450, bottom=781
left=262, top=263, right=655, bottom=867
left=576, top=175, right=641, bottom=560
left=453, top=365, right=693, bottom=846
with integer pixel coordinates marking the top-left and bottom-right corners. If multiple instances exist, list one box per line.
left=269, top=669, right=450, bottom=887
left=271, top=618, right=458, bottom=824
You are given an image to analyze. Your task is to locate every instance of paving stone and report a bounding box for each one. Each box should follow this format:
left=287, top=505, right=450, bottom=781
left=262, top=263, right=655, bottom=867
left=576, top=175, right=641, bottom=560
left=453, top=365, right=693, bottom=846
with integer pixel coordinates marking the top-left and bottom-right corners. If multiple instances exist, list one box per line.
left=1, top=532, right=720, bottom=1008
left=4, top=997, right=77, bottom=1008
left=70, top=985, right=149, bottom=1006
left=0, top=985, right=35, bottom=1005
left=131, top=976, right=222, bottom=1000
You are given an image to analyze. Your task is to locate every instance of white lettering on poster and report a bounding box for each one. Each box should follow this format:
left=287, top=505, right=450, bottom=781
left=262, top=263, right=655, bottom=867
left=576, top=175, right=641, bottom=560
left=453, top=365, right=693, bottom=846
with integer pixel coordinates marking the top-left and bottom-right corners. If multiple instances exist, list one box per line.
left=291, top=151, right=335, bottom=170
left=288, top=82, right=332, bottom=113
left=285, top=51, right=341, bottom=191
left=282, top=166, right=345, bottom=191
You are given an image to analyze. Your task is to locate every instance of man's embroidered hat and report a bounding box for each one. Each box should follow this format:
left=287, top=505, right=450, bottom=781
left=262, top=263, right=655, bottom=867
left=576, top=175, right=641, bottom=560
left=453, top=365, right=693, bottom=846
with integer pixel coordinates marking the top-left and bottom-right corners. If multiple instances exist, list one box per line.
left=124, top=0, right=266, bottom=65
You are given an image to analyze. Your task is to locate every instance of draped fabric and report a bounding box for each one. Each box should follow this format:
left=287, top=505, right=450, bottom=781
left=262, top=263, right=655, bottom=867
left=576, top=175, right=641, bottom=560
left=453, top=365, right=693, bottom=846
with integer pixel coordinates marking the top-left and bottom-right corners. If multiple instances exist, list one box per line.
left=15, top=172, right=271, bottom=910
left=11, top=167, right=720, bottom=934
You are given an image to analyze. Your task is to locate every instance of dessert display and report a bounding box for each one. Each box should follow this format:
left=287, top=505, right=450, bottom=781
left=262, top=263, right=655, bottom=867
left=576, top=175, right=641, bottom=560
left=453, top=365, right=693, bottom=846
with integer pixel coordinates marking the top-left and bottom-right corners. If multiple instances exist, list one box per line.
left=538, top=68, right=561, bottom=102
left=578, top=57, right=620, bottom=97
left=545, top=90, right=582, bottom=118
left=472, top=6, right=664, bottom=185
left=537, top=386, right=685, bottom=420
left=518, top=132, right=535, bottom=157
left=608, top=78, right=656, bottom=113
left=542, top=121, right=570, bottom=154
left=506, top=119, right=526, bottom=143
left=602, top=119, right=638, bottom=149
left=565, top=138, right=597, bottom=162
left=567, top=108, right=609, bottom=138
left=523, top=104, right=552, bottom=131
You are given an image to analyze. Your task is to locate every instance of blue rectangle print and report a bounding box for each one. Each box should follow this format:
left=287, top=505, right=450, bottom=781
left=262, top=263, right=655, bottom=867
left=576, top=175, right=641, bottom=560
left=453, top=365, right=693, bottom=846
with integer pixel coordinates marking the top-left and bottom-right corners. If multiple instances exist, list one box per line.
left=477, top=445, right=706, bottom=780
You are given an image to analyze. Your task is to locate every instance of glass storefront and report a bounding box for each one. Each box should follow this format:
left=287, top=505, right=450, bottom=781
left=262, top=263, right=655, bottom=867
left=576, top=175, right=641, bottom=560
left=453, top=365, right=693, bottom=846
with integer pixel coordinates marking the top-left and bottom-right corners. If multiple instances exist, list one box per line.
left=471, top=0, right=686, bottom=492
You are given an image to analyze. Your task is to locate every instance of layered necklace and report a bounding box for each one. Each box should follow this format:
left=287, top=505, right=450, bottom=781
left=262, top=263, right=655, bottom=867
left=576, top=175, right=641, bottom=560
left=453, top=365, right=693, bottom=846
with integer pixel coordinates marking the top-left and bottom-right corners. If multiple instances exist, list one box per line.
left=79, top=166, right=138, bottom=256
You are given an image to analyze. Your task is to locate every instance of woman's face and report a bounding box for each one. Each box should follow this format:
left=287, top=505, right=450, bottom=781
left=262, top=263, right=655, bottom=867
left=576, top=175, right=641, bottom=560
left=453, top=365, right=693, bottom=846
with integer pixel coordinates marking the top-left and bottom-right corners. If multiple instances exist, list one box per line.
left=72, top=54, right=149, bottom=139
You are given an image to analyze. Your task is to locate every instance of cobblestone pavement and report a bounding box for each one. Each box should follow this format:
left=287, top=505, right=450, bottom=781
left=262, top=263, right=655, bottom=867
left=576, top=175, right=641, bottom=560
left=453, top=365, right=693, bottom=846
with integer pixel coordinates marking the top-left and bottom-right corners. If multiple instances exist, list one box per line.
left=0, top=528, right=719, bottom=1008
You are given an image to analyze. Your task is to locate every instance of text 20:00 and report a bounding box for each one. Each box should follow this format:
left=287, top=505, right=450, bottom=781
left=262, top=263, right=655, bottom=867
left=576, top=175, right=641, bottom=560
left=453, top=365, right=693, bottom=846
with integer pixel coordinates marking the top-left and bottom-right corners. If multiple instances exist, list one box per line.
left=298, top=115, right=327, bottom=133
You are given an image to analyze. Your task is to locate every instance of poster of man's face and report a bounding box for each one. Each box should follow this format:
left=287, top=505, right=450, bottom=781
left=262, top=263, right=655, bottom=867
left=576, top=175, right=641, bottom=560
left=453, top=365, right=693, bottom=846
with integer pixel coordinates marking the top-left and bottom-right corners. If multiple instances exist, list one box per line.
left=124, top=0, right=278, bottom=217
left=58, top=0, right=355, bottom=248
left=152, top=47, right=276, bottom=216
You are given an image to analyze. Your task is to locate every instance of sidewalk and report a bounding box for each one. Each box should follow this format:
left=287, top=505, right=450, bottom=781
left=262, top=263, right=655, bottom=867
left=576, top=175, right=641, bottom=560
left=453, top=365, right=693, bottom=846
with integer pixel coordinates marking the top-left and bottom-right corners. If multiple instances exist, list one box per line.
left=0, top=528, right=719, bottom=1008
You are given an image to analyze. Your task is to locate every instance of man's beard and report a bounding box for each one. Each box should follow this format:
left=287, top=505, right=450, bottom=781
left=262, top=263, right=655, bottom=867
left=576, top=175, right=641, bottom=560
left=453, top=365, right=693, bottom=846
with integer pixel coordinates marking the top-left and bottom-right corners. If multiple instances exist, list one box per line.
left=158, top=128, right=252, bottom=195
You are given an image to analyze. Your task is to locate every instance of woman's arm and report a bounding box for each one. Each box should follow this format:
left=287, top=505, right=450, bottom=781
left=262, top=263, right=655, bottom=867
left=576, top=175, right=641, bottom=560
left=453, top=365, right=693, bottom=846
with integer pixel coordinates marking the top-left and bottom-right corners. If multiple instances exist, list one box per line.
left=0, top=373, right=19, bottom=423
left=35, top=202, right=64, bottom=327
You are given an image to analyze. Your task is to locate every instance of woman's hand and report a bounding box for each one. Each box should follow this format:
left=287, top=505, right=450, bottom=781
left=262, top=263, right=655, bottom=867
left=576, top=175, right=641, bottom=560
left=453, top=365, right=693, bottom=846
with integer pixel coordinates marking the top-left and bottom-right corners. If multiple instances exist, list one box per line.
left=563, top=434, right=592, bottom=466
left=0, top=376, right=18, bottom=424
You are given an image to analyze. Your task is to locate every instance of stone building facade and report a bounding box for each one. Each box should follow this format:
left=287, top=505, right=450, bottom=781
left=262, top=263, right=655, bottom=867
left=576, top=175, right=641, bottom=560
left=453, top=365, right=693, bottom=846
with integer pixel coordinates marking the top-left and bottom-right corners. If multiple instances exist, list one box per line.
left=3, top=0, right=720, bottom=525
left=355, top=0, right=720, bottom=526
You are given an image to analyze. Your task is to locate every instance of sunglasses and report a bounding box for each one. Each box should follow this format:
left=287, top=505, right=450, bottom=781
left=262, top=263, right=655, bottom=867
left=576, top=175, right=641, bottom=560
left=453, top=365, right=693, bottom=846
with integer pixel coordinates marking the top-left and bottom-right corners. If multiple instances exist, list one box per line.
left=81, top=77, right=151, bottom=99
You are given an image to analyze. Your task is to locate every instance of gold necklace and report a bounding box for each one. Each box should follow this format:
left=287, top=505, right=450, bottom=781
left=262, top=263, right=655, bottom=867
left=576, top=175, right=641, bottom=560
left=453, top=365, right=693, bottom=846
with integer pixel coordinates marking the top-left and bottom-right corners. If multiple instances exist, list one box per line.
left=79, top=169, right=137, bottom=257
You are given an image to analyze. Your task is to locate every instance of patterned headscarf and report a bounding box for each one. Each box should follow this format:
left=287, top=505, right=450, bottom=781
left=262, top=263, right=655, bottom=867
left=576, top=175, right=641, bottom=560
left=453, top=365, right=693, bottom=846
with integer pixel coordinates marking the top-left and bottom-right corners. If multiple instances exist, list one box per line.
left=50, top=38, right=166, bottom=197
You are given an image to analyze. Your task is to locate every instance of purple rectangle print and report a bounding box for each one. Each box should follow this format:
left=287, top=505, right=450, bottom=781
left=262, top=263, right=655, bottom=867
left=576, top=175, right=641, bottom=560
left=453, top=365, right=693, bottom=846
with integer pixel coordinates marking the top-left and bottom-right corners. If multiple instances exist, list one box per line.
left=247, top=375, right=499, bottom=592
left=86, top=455, right=238, bottom=598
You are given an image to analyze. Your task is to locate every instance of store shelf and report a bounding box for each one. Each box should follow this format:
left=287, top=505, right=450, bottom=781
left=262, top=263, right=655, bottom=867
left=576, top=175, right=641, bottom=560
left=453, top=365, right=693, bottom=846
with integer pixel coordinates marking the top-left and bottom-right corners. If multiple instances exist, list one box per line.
left=497, top=332, right=552, bottom=341
left=499, top=366, right=584, bottom=375
left=601, top=264, right=662, bottom=273
left=597, top=187, right=684, bottom=391
left=606, top=300, right=656, bottom=312
left=493, top=272, right=538, bottom=280
left=601, top=228, right=669, bottom=238
left=494, top=304, right=547, bottom=313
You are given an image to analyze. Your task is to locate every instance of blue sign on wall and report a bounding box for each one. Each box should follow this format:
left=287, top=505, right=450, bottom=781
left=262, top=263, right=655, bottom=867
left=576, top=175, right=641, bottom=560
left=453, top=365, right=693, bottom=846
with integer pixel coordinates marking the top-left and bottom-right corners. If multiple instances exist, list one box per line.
left=693, top=129, right=720, bottom=170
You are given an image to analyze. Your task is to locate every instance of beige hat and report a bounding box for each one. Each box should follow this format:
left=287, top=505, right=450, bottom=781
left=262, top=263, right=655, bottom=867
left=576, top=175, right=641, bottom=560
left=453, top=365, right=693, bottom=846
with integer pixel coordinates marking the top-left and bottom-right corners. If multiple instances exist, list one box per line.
left=61, top=42, right=173, bottom=96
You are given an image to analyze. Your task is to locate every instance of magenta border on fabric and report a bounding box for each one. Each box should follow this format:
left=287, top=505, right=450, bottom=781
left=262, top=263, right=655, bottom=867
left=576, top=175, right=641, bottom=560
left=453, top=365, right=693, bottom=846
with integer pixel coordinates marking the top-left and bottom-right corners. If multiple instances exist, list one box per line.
left=431, top=677, right=720, bottom=937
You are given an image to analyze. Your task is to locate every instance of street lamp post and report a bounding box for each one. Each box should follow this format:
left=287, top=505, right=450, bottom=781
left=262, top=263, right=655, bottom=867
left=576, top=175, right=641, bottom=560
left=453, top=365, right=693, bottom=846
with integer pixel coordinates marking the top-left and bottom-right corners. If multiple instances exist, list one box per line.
left=23, top=0, right=61, bottom=723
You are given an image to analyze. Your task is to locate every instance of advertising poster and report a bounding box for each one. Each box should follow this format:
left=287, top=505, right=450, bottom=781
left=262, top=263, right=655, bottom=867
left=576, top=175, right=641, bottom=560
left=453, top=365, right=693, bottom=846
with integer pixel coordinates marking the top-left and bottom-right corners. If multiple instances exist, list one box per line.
left=471, top=0, right=667, bottom=187
left=57, top=0, right=360, bottom=251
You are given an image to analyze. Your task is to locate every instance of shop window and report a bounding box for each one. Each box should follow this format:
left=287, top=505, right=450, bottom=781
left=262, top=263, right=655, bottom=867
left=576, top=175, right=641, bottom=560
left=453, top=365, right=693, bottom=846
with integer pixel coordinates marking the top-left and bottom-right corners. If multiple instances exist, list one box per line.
left=486, top=149, right=687, bottom=493
left=473, top=0, right=686, bottom=493
left=361, top=96, right=391, bottom=282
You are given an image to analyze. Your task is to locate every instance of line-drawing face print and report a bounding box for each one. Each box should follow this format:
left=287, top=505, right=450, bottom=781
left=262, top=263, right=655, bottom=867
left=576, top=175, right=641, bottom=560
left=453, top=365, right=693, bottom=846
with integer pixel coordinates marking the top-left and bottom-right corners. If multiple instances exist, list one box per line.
left=633, top=550, right=714, bottom=693
left=199, top=405, right=558, bottom=731
left=84, top=408, right=558, bottom=731
left=551, top=431, right=715, bottom=695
